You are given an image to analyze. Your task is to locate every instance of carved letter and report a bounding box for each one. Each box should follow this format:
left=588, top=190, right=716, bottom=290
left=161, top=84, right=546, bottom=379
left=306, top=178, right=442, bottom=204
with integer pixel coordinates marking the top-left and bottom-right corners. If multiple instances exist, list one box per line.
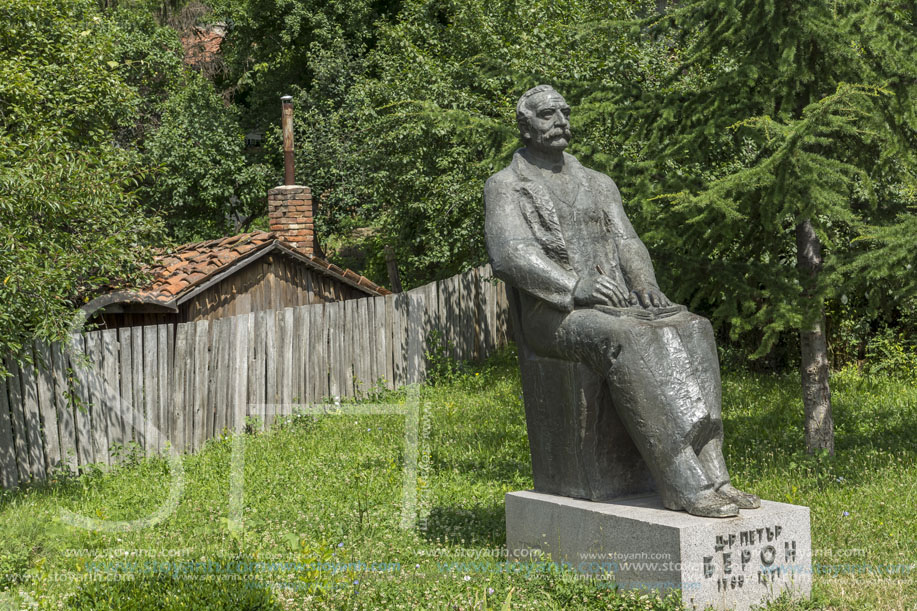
left=741, top=549, right=752, bottom=570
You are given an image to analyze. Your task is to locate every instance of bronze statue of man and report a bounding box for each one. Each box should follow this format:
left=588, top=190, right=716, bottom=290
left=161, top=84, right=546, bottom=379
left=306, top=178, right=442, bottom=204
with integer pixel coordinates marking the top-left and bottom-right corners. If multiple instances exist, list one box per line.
left=484, top=85, right=760, bottom=517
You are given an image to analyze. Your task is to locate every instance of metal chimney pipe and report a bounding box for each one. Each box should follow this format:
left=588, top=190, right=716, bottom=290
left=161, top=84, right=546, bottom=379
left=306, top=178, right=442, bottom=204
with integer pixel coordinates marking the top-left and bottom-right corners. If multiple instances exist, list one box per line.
left=281, top=95, right=295, bottom=185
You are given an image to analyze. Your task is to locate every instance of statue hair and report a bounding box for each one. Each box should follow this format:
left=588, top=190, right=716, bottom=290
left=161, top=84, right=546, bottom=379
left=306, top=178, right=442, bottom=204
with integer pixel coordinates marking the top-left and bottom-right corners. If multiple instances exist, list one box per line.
left=516, top=85, right=558, bottom=121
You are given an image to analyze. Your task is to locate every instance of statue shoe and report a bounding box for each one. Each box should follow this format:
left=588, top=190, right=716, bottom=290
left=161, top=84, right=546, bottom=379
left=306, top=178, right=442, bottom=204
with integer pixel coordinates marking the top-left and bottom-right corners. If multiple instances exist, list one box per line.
left=717, top=483, right=761, bottom=509
left=681, top=489, right=739, bottom=518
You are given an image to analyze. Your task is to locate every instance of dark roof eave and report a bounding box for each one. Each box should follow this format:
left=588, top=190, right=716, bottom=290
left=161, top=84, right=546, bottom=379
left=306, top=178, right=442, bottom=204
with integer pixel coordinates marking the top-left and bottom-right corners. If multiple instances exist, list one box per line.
left=82, top=291, right=179, bottom=317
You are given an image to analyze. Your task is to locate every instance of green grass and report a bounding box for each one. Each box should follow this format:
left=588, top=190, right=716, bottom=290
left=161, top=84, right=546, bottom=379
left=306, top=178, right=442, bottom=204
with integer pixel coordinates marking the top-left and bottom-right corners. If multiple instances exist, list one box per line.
left=0, top=348, right=914, bottom=610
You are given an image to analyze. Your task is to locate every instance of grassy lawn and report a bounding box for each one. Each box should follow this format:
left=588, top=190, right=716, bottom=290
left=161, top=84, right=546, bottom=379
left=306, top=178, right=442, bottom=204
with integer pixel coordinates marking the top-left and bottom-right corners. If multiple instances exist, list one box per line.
left=0, top=347, right=914, bottom=610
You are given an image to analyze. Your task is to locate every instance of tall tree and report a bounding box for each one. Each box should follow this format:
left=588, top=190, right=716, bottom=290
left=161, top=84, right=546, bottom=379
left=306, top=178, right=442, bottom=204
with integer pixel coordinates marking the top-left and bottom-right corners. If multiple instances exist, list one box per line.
left=603, top=0, right=917, bottom=454
left=275, top=0, right=659, bottom=285
left=0, top=0, right=163, bottom=370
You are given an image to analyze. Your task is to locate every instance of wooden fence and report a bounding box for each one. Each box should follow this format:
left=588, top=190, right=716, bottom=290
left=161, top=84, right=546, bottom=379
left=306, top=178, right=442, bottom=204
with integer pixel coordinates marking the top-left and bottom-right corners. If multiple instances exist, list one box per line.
left=0, top=264, right=509, bottom=489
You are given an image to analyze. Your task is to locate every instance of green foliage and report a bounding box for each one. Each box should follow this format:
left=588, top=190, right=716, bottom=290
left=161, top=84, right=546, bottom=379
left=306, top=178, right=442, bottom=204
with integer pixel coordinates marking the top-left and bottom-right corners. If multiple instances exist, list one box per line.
left=141, top=73, right=272, bottom=242
left=272, top=0, right=658, bottom=286
left=97, top=4, right=274, bottom=244
left=593, top=0, right=917, bottom=360
left=423, top=328, right=462, bottom=385
left=0, top=0, right=163, bottom=368
left=213, top=0, right=402, bottom=120
left=102, top=6, right=186, bottom=138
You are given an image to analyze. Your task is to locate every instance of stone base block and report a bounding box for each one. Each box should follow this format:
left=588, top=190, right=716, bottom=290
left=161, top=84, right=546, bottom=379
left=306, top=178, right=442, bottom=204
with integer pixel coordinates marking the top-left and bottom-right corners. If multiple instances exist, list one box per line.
left=506, top=491, right=812, bottom=611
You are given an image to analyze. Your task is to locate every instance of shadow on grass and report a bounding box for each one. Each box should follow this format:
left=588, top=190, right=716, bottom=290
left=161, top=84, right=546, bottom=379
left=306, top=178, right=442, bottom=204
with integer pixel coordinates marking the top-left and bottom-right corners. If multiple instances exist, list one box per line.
left=420, top=502, right=507, bottom=548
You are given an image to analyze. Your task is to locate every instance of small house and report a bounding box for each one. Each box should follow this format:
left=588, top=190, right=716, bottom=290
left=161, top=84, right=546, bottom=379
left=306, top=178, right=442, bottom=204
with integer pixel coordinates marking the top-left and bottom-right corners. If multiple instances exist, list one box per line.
left=92, top=184, right=389, bottom=329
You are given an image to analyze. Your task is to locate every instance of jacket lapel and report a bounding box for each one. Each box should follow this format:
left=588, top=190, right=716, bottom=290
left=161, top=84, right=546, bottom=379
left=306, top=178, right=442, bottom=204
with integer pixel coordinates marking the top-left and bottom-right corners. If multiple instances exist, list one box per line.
left=511, top=151, right=570, bottom=266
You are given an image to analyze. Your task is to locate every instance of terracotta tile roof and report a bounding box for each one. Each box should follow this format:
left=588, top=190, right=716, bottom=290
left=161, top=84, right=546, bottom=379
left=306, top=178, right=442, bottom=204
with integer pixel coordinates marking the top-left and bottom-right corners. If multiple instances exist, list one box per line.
left=181, top=26, right=224, bottom=68
left=116, top=231, right=389, bottom=307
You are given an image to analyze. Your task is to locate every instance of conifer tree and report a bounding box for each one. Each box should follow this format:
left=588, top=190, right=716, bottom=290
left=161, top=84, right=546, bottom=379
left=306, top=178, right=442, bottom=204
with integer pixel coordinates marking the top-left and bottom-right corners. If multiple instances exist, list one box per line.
left=605, top=1, right=917, bottom=454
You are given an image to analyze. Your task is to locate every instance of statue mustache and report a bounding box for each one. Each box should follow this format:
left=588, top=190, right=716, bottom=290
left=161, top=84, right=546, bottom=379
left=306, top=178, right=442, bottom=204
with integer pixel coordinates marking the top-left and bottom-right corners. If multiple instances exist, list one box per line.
left=545, top=127, right=572, bottom=139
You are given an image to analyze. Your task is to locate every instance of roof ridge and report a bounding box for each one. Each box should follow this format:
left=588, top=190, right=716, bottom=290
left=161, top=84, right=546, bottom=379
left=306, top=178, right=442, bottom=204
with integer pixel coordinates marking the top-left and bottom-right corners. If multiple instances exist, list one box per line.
left=111, top=233, right=389, bottom=308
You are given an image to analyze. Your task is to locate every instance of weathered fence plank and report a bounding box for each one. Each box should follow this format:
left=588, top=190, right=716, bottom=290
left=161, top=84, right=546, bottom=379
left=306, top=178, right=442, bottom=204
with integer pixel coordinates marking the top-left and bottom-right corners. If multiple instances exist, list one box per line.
left=296, top=305, right=310, bottom=405
left=69, top=335, right=94, bottom=467
left=292, top=306, right=304, bottom=405
left=406, top=293, right=425, bottom=384
left=309, top=303, right=326, bottom=401
left=366, top=297, right=379, bottom=389
left=461, top=270, right=475, bottom=360
left=214, top=317, right=231, bottom=436
left=142, top=326, right=158, bottom=455
left=231, top=314, right=250, bottom=431
left=0, top=377, right=19, bottom=488
left=339, top=299, right=350, bottom=396
left=473, top=268, right=489, bottom=359
left=86, top=332, right=110, bottom=467
left=483, top=265, right=498, bottom=354
left=157, top=324, right=171, bottom=451
left=34, top=341, right=62, bottom=473
left=392, top=294, right=408, bottom=386
left=496, top=278, right=509, bottom=344
left=101, top=329, right=122, bottom=463
left=204, top=319, right=220, bottom=444
left=130, top=327, right=144, bottom=449
left=52, top=343, right=77, bottom=472
left=372, top=296, right=386, bottom=389
left=6, top=360, right=32, bottom=480
left=117, top=328, right=134, bottom=450
left=19, top=357, right=47, bottom=479
left=281, top=307, right=294, bottom=413
left=383, top=295, right=395, bottom=389
left=263, top=312, right=277, bottom=427
left=446, top=275, right=461, bottom=361
left=341, top=299, right=354, bottom=398
left=352, top=298, right=365, bottom=394
left=356, top=297, right=366, bottom=393
left=362, top=297, right=373, bottom=393
left=248, top=311, right=265, bottom=427
left=192, top=320, right=210, bottom=451
left=325, top=302, right=339, bottom=399
left=171, top=323, right=191, bottom=451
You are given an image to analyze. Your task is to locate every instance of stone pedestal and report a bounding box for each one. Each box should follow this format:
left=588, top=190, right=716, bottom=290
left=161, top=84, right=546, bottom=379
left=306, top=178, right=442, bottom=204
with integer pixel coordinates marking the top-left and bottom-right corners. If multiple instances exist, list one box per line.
left=506, top=491, right=812, bottom=611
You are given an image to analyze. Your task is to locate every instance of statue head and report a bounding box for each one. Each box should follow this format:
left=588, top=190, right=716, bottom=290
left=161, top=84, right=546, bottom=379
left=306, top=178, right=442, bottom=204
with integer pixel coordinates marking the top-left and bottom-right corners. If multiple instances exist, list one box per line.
left=516, top=85, right=572, bottom=153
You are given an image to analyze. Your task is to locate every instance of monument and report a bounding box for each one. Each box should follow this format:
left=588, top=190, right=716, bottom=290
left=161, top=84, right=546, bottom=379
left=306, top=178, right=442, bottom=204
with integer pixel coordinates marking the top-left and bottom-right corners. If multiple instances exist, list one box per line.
left=486, top=85, right=812, bottom=610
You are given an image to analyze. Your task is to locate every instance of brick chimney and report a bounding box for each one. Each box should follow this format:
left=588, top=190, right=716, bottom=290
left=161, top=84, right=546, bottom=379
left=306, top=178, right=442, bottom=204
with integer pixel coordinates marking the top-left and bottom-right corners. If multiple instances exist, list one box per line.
left=268, top=185, right=315, bottom=255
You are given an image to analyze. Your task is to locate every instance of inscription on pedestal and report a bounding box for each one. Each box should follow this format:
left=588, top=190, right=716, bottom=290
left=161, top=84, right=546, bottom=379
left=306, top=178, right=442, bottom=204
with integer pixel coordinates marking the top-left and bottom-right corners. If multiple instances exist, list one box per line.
left=702, top=523, right=802, bottom=595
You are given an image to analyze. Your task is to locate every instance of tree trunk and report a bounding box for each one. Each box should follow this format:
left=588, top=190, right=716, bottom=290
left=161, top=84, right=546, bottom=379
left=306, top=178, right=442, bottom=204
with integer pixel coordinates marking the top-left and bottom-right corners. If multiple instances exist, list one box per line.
left=795, top=219, right=834, bottom=455
left=384, top=245, right=403, bottom=293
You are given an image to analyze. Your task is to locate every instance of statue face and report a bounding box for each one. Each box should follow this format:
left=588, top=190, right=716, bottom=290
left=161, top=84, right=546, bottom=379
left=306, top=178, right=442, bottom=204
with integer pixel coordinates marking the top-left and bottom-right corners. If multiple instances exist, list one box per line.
left=521, top=90, right=572, bottom=152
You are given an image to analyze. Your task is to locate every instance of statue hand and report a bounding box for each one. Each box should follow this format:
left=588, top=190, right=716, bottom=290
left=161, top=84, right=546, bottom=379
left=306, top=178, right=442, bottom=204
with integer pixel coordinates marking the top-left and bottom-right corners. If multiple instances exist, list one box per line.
left=630, top=286, right=672, bottom=308
left=574, top=275, right=630, bottom=307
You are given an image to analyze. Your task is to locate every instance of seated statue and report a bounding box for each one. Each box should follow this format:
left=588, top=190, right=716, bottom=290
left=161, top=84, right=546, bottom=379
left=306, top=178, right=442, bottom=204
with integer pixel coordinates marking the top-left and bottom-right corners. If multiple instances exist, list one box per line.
left=484, top=85, right=760, bottom=518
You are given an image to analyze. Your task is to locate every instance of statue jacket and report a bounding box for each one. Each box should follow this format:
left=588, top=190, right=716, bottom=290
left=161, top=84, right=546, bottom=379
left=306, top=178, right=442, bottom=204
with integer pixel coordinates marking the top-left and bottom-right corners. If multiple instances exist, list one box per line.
left=484, top=149, right=660, bottom=314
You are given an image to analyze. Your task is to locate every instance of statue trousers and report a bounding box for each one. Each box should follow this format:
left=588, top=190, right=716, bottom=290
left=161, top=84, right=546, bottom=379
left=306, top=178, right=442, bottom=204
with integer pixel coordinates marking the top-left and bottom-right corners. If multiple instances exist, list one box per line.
left=521, top=300, right=731, bottom=504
